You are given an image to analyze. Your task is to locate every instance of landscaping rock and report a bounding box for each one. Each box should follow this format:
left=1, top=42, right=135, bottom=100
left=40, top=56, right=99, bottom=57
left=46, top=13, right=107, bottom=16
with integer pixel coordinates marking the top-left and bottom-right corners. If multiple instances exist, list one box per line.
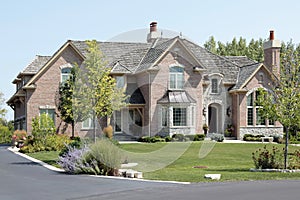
left=204, top=174, right=221, bottom=180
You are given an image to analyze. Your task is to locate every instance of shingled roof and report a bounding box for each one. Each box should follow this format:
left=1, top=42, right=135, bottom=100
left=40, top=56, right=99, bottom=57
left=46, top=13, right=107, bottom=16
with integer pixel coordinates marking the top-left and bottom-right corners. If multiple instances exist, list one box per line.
left=22, top=55, right=51, bottom=74
left=17, top=37, right=262, bottom=92
left=231, top=62, right=262, bottom=90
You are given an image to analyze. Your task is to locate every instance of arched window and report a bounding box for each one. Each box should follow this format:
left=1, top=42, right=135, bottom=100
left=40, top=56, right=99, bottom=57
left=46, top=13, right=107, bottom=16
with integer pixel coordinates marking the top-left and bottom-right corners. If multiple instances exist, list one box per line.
left=61, top=67, right=72, bottom=83
left=169, top=66, right=184, bottom=90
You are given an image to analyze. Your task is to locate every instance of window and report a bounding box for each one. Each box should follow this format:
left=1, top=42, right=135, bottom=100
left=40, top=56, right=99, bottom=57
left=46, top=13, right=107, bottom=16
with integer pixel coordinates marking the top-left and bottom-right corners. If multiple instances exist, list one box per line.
left=115, top=76, right=125, bottom=89
left=211, top=79, right=218, bottom=93
left=161, top=107, right=168, bottom=127
left=173, top=107, right=187, bottom=126
left=82, top=118, right=94, bottom=129
left=114, top=111, right=122, bottom=132
left=247, top=93, right=254, bottom=125
left=39, top=109, right=55, bottom=125
left=169, top=66, right=184, bottom=90
left=247, top=90, right=269, bottom=126
left=61, top=67, right=72, bottom=83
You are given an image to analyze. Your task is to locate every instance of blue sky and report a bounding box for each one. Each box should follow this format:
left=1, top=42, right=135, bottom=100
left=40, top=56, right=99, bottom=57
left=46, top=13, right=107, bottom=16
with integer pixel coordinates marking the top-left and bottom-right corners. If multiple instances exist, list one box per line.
left=1, top=0, right=300, bottom=120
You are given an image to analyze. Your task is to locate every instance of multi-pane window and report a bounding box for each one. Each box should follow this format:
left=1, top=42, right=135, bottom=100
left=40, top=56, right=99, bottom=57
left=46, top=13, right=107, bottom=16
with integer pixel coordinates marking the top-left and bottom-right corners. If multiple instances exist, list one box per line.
left=39, top=109, right=55, bottom=125
left=255, top=91, right=266, bottom=125
left=247, top=93, right=254, bottom=125
left=114, top=111, right=122, bottom=132
left=61, top=67, right=72, bottom=83
left=169, top=66, right=184, bottom=90
left=211, top=79, right=218, bottom=93
left=173, top=107, right=187, bottom=126
left=247, top=91, right=268, bottom=126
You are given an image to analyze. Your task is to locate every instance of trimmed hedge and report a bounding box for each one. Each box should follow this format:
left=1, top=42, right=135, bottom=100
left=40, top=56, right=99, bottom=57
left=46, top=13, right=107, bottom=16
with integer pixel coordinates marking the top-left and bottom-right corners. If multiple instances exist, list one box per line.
left=138, top=134, right=205, bottom=143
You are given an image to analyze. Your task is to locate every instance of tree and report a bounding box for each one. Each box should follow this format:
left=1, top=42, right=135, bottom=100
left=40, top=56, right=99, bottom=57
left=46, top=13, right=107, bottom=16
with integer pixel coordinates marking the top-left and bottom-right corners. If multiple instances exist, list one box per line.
left=203, top=36, right=217, bottom=54
left=256, top=43, right=300, bottom=169
left=77, top=40, right=127, bottom=141
left=0, top=91, right=7, bottom=119
left=58, top=65, right=90, bottom=138
left=203, top=36, right=265, bottom=62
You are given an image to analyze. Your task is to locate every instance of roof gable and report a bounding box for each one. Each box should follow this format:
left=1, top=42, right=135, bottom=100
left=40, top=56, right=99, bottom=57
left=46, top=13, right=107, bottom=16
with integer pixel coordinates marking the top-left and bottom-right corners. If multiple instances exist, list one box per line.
left=231, top=63, right=277, bottom=91
left=24, top=41, right=84, bottom=88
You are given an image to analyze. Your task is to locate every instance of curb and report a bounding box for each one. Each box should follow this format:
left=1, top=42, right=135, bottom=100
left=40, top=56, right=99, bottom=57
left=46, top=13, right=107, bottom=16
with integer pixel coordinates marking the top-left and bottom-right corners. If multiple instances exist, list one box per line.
left=7, top=147, right=64, bottom=172
left=7, top=147, right=190, bottom=185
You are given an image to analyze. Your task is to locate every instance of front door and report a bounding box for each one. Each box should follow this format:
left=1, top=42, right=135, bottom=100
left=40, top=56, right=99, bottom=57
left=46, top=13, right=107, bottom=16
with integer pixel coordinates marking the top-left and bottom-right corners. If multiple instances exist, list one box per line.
left=208, top=103, right=221, bottom=133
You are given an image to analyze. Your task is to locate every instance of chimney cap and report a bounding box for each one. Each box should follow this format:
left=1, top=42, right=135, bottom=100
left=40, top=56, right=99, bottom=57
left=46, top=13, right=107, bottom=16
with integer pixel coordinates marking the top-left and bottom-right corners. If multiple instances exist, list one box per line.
left=269, top=30, right=274, bottom=40
left=150, top=22, right=158, bottom=32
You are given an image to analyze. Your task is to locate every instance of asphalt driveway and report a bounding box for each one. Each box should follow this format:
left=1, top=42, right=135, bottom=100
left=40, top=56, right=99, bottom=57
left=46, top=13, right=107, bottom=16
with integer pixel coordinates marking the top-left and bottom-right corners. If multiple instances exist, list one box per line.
left=1, top=144, right=300, bottom=200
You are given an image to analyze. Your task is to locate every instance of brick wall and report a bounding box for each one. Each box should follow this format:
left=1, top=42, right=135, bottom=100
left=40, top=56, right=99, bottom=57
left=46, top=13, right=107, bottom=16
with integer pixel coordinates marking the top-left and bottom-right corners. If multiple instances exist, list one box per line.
left=25, top=45, right=83, bottom=135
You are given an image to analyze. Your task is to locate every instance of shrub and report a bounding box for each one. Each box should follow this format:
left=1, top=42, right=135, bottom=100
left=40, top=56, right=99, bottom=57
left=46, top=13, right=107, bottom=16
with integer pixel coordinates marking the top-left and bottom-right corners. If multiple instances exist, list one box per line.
left=194, top=134, right=205, bottom=141
left=289, top=149, right=300, bottom=169
left=252, top=145, right=283, bottom=169
left=12, top=130, right=27, bottom=147
left=172, top=134, right=185, bottom=142
left=59, top=138, right=82, bottom=156
left=103, top=125, right=113, bottom=139
left=164, top=136, right=172, bottom=142
left=87, top=139, right=122, bottom=176
left=31, top=113, right=56, bottom=145
left=210, top=133, right=224, bottom=142
left=243, top=134, right=264, bottom=141
left=0, top=125, right=12, bottom=144
left=57, top=146, right=95, bottom=174
left=138, top=136, right=151, bottom=143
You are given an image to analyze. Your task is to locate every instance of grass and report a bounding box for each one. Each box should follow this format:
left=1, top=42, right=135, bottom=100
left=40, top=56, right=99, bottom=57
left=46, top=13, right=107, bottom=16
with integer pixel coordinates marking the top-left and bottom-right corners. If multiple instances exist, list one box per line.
left=27, top=151, right=60, bottom=168
left=26, top=142, right=300, bottom=182
left=120, top=142, right=300, bottom=182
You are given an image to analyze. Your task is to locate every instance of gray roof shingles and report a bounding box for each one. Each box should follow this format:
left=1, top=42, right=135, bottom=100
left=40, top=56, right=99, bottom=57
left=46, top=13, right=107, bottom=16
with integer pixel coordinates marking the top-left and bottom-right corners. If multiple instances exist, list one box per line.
left=18, top=37, right=262, bottom=92
left=22, top=55, right=51, bottom=74
left=231, top=63, right=262, bottom=90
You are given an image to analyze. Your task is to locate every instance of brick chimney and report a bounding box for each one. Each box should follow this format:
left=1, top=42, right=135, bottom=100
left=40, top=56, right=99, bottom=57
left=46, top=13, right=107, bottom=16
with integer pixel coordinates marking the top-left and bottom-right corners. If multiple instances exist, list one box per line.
left=263, top=30, right=281, bottom=78
left=147, top=22, right=160, bottom=43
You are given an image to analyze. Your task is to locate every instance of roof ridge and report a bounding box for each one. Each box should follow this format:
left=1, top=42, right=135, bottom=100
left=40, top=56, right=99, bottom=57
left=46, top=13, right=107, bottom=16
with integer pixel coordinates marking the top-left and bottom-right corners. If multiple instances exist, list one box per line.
left=70, top=39, right=150, bottom=45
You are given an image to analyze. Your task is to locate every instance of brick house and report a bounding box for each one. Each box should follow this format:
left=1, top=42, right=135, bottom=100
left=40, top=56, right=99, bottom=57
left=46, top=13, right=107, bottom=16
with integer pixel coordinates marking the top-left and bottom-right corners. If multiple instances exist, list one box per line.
left=7, top=22, right=283, bottom=139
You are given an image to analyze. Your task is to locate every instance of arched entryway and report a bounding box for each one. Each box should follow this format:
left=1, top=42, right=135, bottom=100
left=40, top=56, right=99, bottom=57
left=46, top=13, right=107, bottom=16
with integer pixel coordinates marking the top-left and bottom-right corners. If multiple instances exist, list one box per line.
left=208, top=103, right=222, bottom=133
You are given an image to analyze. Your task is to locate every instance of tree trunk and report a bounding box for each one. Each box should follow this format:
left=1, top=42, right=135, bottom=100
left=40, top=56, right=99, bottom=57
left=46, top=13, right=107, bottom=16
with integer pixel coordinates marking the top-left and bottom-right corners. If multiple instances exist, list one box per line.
left=71, top=120, right=75, bottom=139
left=284, top=127, right=289, bottom=169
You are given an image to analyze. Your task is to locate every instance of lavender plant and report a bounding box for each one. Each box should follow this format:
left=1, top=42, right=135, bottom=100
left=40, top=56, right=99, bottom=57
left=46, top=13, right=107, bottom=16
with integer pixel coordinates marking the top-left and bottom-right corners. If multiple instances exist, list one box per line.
left=58, top=145, right=96, bottom=174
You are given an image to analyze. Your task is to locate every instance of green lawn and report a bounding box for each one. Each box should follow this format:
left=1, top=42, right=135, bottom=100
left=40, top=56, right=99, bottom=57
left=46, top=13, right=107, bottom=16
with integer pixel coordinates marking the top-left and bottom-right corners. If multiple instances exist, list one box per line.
left=120, top=142, right=300, bottom=182
left=27, top=142, right=300, bottom=182
left=27, top=151, right=60, bottom=168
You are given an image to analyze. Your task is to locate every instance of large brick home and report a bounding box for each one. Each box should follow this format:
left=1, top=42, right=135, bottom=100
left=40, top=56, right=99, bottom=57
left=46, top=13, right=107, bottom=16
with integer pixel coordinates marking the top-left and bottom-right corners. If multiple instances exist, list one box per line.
left=7, top=22, right=283, bottom=139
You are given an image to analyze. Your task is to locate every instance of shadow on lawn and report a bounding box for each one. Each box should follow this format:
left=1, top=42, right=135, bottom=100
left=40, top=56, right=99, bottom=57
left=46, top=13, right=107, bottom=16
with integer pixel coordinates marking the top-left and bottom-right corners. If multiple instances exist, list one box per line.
left=204, top=168, right=250, bottom=173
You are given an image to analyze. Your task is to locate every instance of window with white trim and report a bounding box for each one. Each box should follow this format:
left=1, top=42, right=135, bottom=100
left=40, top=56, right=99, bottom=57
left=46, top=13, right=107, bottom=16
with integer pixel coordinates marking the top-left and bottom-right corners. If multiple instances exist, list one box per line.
left=247, top=91, right=267, bottom=126
left=61, top=67, right=72, bottom=84
left=173, top=107, right=187, bottom=126
left=39, top=109, right=55, bottom=125
left=82, top=118, right=94, bottom=129
left=169, top=66, right=184, bottom=90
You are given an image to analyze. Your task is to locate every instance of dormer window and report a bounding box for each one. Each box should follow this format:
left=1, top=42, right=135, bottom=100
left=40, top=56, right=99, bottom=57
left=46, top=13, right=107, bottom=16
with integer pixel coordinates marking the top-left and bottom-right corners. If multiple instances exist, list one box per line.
left=211, top=79, right=218, bottom=93
left=169, top=66, right=184, bottom=90
left=61, top=67, right=72, bottom=84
